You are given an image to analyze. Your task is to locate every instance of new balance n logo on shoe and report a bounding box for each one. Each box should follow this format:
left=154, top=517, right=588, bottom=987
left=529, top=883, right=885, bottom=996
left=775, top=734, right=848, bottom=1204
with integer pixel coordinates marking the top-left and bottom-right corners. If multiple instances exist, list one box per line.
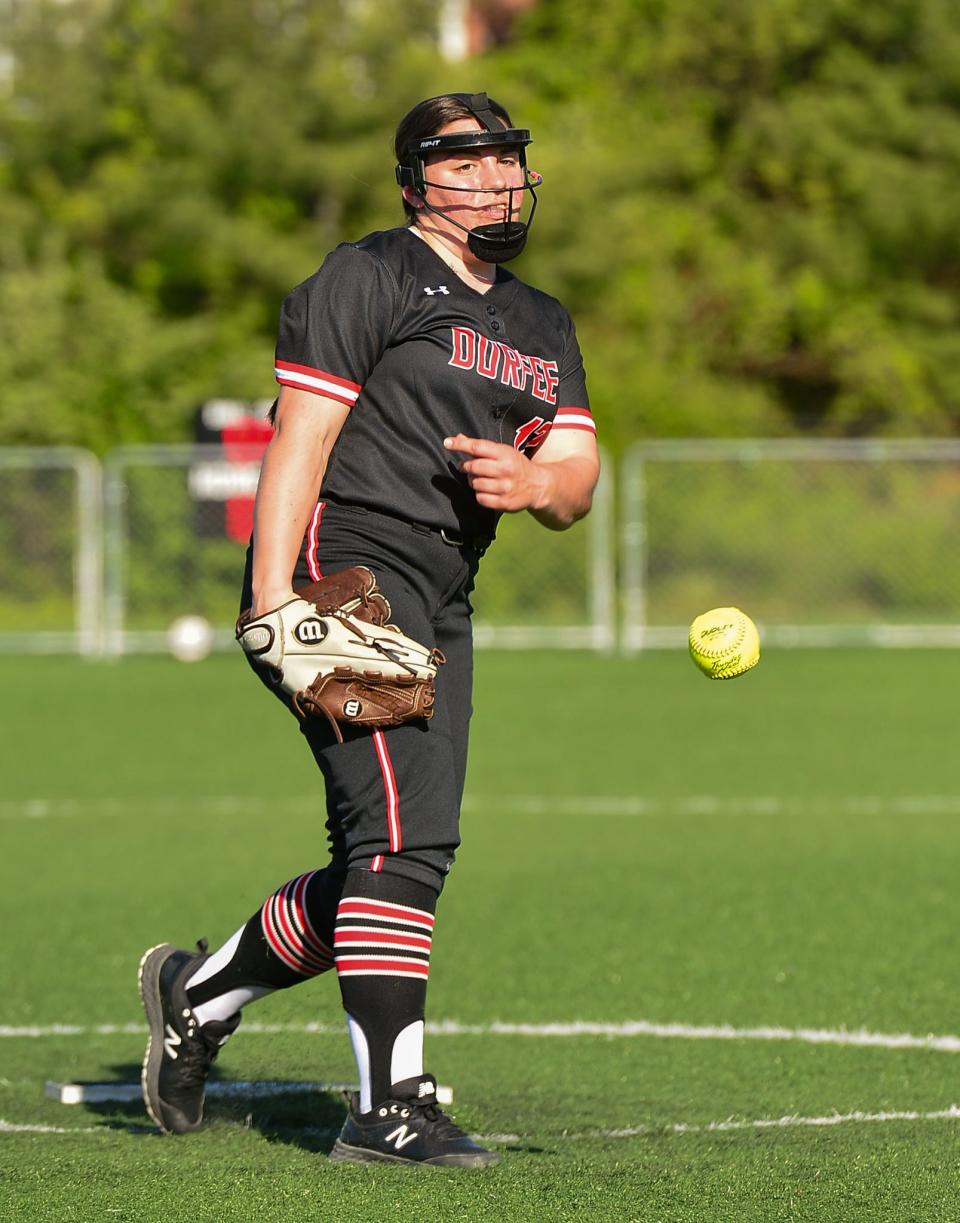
left=163, top=1023, right=182, bottom=1060
left=386, top=1124, right=419, bottom=1150
left=139, top=941, right=241, bottom=1136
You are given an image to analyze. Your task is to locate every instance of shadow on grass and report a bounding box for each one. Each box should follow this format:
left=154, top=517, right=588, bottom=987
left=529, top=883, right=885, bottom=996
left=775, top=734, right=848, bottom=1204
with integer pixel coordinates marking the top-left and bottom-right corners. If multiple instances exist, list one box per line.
left=80, top=1064, right=549, bottom=1158
left=78, top=1062, right=349, bottom=1153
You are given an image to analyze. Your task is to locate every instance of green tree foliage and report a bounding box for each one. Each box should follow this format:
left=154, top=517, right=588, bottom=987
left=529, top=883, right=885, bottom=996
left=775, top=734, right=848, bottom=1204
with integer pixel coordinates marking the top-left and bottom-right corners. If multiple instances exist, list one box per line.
left=1, top=0, right=959, bottom=449
left=490, top=0, right=960, bottom=442
left=0, top=0, right=445, bottom=448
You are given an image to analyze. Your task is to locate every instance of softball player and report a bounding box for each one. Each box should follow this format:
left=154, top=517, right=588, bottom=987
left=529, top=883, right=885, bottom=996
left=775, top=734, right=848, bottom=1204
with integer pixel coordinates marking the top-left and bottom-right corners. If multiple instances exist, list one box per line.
left=139, top=92, right=599, bottom=1167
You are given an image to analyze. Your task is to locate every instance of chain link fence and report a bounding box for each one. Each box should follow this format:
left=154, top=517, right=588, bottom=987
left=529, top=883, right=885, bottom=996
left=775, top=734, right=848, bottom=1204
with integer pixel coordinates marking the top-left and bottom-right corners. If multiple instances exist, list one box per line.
left=0, top=448, right=101, bottom=654
left=6, top=440, right=960, bottom=655
left=621, top=440, right=960, bottom=649
left=98, top=444, right=615, bottom=654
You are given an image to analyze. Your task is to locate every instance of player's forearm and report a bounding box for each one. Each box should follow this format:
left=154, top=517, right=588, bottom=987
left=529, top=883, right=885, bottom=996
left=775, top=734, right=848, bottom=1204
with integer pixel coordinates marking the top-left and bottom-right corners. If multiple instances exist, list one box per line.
left=251, top=422, right=331, bottom=611
left=527, top=455, right=599, bottom=530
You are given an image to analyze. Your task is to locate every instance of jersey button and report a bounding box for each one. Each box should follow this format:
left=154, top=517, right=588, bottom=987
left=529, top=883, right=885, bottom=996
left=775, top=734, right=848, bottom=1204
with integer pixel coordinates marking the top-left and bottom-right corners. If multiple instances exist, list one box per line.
left=490, top=320, right=501, bottom=331
left=485, top=304, right=497, bottom=315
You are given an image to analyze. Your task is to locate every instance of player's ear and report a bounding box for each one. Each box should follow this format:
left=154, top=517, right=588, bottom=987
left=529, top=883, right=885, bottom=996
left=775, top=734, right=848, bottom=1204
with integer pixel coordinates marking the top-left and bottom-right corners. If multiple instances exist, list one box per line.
left=401, top=185, right=426, bottom=210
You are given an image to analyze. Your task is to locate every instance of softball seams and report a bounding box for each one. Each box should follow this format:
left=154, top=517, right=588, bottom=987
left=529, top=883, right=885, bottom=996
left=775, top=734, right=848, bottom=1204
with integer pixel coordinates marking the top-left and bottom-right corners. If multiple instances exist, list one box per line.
left=712, top=651, right=758, bottom=678
left=690, top=612, right=746, bottom=659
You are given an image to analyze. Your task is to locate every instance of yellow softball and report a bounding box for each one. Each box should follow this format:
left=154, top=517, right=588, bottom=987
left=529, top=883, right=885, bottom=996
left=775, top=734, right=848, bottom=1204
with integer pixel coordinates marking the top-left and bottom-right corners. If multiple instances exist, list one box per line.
left=688, top=607, right=761, bottom=680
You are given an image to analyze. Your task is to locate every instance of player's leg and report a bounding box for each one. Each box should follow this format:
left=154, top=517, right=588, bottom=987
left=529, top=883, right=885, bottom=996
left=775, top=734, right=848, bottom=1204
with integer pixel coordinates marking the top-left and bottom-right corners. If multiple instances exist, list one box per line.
left=303, top=556, right=495, bottom=1165
left=139, top=832, right=346, bottom=1134
left=330, top=581, right=475, bottom=1116
left=137, top=594, right=455, bottom=1137
left=140, top=535, right=348, bottom=1134
left=299, top=626, right=455, bottom=1111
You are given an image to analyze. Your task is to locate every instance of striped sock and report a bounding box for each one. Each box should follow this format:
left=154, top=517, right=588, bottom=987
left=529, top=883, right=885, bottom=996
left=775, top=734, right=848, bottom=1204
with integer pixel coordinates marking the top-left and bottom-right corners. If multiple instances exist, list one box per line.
left=334, top=869, right=437, bottom=1112
left=260, top=870, right=336, bottom=977
left=186, top=869, right=338, bottom=1025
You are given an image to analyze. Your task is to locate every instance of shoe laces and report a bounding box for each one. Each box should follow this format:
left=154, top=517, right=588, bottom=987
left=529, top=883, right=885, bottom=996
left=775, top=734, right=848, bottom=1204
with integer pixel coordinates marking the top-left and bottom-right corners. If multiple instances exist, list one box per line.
left=173, top=1017, right=220, bottom=1088
left=407, top=1098, right=467, bottom=1138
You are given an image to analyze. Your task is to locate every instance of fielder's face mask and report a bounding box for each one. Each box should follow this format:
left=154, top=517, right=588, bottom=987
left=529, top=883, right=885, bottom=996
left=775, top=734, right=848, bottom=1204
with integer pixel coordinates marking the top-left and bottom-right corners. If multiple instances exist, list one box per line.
left=395, top=92, right=540, bottom=263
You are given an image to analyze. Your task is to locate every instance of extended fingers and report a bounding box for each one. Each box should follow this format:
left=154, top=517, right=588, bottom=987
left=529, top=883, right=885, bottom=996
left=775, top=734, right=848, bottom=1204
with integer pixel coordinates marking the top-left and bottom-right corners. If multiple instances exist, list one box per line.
left=444, top=433, right=501, bottom=458
left=468, top=475, right=511, bottom=493
left=462, top=456, right=507, bottom=478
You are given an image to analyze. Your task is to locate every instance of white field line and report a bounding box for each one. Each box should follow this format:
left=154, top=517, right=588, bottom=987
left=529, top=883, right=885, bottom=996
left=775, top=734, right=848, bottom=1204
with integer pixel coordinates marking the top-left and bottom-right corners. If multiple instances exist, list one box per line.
left=573, top=1105, right=960, bottom=1140
left=4, top=1107, right=960, bottom=1141
left=0, top=1119, right=94, bottom=1134
left=5, top=1018, right=960, bottom=1054
left=6, top=794, right=960, bottom=820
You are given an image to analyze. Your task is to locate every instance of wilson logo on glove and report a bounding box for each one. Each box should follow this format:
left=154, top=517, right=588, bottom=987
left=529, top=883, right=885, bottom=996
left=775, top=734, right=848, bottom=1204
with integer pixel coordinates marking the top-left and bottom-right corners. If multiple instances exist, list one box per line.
left=294, top=618, right=327, bottom=644
left=236, top=566, right=444, bottom=743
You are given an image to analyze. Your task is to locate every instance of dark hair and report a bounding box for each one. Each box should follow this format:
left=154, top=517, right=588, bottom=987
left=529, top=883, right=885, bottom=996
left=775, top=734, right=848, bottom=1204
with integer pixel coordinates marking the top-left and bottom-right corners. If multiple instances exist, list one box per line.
left=394, top=93, right=513, bottom=223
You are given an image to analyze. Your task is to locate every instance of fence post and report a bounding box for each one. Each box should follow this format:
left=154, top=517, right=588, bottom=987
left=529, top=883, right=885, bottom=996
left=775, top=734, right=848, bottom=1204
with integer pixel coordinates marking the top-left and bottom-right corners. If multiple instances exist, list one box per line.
left=74, top=450, right=104, bottom=656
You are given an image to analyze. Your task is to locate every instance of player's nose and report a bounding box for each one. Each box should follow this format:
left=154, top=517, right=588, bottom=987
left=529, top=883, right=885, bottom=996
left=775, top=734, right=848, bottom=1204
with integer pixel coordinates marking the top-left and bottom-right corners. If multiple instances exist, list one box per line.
left=477, top=156, right=513, bottom=193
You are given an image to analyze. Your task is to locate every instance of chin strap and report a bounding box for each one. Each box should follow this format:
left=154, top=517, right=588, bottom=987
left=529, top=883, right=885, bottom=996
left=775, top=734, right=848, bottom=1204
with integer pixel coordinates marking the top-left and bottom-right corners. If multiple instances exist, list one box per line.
left=416, top=178, right=539, bottom=264
left=466, top=220, right=529, bottom=263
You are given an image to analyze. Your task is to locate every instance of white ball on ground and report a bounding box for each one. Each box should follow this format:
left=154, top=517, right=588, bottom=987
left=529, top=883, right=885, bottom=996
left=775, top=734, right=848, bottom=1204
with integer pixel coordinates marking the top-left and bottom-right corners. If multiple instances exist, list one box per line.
left=167, top=615, right=215, bottom=663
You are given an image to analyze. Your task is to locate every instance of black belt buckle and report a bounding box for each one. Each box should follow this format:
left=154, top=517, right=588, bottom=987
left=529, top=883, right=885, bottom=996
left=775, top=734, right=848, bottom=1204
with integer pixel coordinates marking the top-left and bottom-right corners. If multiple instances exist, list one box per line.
left=439, top=527, right=491, bottom=556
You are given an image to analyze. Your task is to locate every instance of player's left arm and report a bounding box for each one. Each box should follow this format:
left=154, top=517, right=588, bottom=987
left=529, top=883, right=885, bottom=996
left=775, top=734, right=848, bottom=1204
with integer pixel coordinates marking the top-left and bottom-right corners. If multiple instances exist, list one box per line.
left=443, top=427, right=600, bottom=531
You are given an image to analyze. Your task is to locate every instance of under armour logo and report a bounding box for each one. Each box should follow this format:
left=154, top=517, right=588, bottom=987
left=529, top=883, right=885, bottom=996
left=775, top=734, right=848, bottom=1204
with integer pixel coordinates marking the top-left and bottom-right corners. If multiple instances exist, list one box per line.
left=163, top=1024, right=182, bottom=1060
left=423, top=285, right=450, bottom=296
left=386, top=1123, right=419, bottom=1150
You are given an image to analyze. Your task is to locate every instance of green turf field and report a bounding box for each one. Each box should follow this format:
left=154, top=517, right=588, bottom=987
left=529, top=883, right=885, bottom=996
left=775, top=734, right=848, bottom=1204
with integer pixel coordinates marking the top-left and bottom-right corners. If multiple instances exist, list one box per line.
left=3, top=648, right=960, bottom=1221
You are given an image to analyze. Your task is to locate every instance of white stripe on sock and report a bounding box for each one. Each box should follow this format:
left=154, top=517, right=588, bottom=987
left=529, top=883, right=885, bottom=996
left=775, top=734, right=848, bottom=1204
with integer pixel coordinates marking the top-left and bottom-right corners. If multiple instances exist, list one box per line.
left=346, top=1013, right=372, bottom=1114
left=390, top=1019, right=424, bottom=1088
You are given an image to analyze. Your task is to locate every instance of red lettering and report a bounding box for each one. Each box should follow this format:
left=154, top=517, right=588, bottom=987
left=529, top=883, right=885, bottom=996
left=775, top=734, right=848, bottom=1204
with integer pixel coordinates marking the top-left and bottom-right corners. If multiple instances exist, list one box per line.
left=450, top=335, right=559, bottom=406
left=449, top=326, right=477, bottom=369
left=542, top=361, right=559, bottom=404
left=476, top=334, right=502, bottom=380
left=529, top=356, right=549, bottom=402
left=498, top=343, right=523, bottom=389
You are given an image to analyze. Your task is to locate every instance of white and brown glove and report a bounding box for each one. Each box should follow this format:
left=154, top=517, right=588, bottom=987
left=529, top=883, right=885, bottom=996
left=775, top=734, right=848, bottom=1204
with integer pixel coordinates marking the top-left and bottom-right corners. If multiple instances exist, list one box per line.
left=237, top=566, right=444, bottom=742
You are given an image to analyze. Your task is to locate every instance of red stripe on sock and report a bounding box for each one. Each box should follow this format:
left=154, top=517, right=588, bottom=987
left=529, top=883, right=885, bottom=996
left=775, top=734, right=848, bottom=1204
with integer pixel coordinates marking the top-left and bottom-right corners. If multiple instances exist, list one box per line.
left=261, top=894, right=304, bottom=974
left=290, top=873, right=334, bottom=962
left=334, top=957, right=430, bottom=977
left=274, top=885, right=332, bottom=973
left=333, top=929, right=432, bottom=952
left=335, top=900, right=435, bottom=929
left=261, top=878, right=333, bottom=976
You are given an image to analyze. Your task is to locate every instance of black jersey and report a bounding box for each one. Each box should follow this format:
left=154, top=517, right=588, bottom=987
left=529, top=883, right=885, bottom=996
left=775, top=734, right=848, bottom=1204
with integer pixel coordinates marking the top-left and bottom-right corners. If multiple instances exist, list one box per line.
left=274, top=226, right=594, bottom=539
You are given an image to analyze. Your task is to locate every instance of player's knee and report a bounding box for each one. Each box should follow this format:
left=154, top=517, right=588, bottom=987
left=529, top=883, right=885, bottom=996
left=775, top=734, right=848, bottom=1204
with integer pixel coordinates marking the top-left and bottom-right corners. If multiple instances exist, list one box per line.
left=353, top=847, right=457, bottom=895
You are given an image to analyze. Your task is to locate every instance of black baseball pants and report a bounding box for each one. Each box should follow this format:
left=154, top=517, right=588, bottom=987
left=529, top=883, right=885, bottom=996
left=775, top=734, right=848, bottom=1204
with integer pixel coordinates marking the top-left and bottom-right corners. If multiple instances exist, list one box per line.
left=240, top=502, right=483, bottom=894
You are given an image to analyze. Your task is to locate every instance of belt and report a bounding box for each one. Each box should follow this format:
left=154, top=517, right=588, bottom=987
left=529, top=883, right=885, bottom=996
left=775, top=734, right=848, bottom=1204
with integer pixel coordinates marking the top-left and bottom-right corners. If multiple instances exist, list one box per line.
left=411, top=522, right=493, bottom=553
left=322, top=500, right=494, bottom=554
